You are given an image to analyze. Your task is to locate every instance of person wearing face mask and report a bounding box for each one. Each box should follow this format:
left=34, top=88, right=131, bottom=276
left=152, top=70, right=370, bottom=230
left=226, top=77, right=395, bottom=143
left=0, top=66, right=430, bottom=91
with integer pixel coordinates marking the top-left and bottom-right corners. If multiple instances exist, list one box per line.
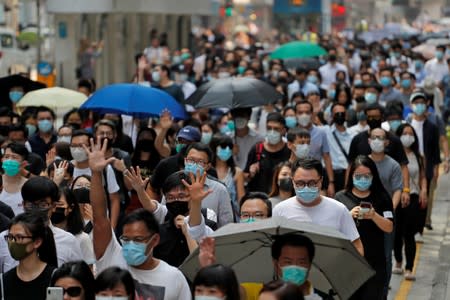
left=286, top=128, right=310, bottom=163
left=245, top=112, right=291, bottom=194
left=378, top=68, right=402, bottom=107
left=70, top=130, right=122, bottom=230
left=367, top=128, right=403, bottom=298
left=319, top=48, right=349, bottom=90
left=193, top=264, right=241, bottom=300
left=211, top=134, right=245, bottom=219
left=0, top=176, right=83, bottom=272
left=95, top=267, right=135, bottom=300
left=273, top=158, right=364, bottom=256
left=324, top=103, right=356, bottom=193
left=51, top=187, right=96, bottom=267
left=405, top=92, right=442, bottom=236
left=398, top=72, right=416, bottom=108
left=88, top=139, right=192, bottom=300
left=424, top=45, right=449, bottom=83
left=335, top=155, right=393, bottom=300
left=28, top=106, right=57, bottom=161
left=57, top=124, right=73, bottom=144
left=151, top=65, right=185, bottom=104
left=8, top=86, right=24, bottom=111
left=231, top=108, right=264, bottom=170
left=287, top=67, right=317, bottom=100
left=381, top=101, right=404, bottom=133
left=0, top=212, right=57, bottom=300
left=269, top=162, right=294, bottom=208
left=363, top=82, right=381, bottom=105
left=0, top=143, right=29, bottom=215
left=295, top=101, right=335, bottom=197
left=348, top=98, right=370, bottom=136
left=392, top=124, right=427, bottom=281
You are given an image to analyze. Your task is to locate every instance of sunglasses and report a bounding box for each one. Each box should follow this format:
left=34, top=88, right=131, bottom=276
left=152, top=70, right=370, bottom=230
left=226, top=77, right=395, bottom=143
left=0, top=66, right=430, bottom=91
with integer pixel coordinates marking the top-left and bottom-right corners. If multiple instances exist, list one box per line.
left=62, top=286, right=82, bottom=297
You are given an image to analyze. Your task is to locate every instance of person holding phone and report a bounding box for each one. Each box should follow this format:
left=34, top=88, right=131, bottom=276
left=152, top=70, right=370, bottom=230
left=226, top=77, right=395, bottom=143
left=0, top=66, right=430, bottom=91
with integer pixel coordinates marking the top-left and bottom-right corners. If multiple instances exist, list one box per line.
left=392, top=124, right=428, bottom=280
left=50, top=260, right=95, bottom=300
left=335, top=155, right=393, bottom=300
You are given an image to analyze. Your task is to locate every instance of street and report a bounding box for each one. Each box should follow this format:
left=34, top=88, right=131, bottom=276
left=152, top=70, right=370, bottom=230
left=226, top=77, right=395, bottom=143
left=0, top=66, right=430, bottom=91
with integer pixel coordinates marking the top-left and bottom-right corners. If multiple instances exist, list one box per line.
left=389, top=169, right=450, bottom=300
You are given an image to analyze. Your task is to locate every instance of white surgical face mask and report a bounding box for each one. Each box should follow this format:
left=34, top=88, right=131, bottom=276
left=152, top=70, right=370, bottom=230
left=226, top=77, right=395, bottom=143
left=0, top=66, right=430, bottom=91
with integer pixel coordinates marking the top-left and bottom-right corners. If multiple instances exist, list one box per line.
left=57, top=135, right=71, bottom=144
left=400, top=134, right=415, bottom=148
left=234, top=117, right=248, bottom=129
left=295, top=144, right=310, bottom=158
left=369, top=139, right=385, bottom=153
left=70, top=147, right=88, bottom=162
left=297, top=113, right=311, bottom=127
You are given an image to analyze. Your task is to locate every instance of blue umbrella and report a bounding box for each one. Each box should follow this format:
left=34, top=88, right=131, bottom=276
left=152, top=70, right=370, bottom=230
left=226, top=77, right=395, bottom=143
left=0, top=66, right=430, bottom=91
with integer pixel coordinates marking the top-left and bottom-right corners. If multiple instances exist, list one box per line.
left=80, top=83, right=187, bottom=119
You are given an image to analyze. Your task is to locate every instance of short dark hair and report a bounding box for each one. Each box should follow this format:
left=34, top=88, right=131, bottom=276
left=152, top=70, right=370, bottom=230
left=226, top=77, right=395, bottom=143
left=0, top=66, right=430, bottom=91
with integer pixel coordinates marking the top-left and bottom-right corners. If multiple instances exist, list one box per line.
left=122, top=208, right=160, bottom=235
left=0, top=107, right=12, bottom=119
left=21, top=176, right=61, bottom=203
left=193, top=264, right=240, bottom=299
left=295, top=100, right=313, bottom=113
left=8, top=123, right=28, bottom=139
left=185, top=142, right=213, bottom=163
left=77, top=79, right=94, bottom=93
left=292, top=157, right=323, bottom=177
left=286, top=128, right=310, bottom=143
left=51, top=261, right=95, bottom=300
left=5, top=142, right=29, bottom=160
left=35, top=106, right=56, bottom=120
left=364, top=103, right=384, bottom=116
left=239, top=192, right=272, bottom=217
left=95, top=267, right=135, bottom=300
left=71, top=129, right=93, bottom=142
left=384, top=100, right=404, bottom=118
left=94, top=119, right=117, bottom=134
left=160, top=64, right=171, bottom=78
left=162, top=171, right=191, bottom=195
left=266, top=112, right=286, bottom=127
left=271, top=234, right=315, bottom=263
left=230, top=107, right=252, bottom=119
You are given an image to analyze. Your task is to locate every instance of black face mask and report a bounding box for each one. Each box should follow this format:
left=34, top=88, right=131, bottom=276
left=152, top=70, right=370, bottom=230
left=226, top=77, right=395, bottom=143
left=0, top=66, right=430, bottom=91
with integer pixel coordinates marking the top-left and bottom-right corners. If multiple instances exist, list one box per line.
left=73, top=188, right=90, bottom=204
left=24, top=207, right=49, bottom=221
left=51, top=207, right=66, bottom=224
left=137, top=139, right=155, bottom=152
left=278, top=178, right=293, bottom=192
left=0, top=125, right=9, bottom=137
left=367, top=118, right=382, bottom=130
left=329, top=54, right=337, bottom=62
left=333, top=112, right=346, bottom=126
left=166, top=201, right=189, bottom=218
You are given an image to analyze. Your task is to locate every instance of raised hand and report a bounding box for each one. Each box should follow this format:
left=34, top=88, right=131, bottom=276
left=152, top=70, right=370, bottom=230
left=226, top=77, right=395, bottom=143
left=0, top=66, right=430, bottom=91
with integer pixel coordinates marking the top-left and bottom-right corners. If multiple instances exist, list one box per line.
left=182, top=170, right=213, bottom=204
left=160, top=110, right=173, bottom=130
left=52, top=160, right=68, bottom=185
left=82, top=137, right=116, bottom=172
left=123, top=166, right=149, bottom=192
left=199, top=237, right=216, bottom=268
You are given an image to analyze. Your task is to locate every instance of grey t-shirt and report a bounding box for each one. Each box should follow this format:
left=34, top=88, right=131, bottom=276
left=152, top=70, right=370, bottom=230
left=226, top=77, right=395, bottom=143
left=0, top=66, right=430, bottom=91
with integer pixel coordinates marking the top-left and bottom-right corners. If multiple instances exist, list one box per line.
left=373, top=155, right=403, bottom=197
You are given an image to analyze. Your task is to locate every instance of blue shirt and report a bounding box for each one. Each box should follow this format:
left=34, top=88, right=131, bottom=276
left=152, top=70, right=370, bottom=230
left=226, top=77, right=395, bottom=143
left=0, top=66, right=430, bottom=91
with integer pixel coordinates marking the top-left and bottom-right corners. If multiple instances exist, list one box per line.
left=307, top=125, right=330, bottom=160
left=325, top=125, right=355, bottom=170
left=379, top=88, right=402, bottom=106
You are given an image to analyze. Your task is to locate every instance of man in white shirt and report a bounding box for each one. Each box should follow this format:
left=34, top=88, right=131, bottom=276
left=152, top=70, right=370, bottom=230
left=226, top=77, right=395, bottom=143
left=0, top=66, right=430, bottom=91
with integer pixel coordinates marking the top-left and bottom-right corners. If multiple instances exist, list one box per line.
left=272, top=158, right=364, bottom=256
left=0, top=143, right=29, bottom=215
left=0, top=176, right=83, bottom=272
left=319, top=48, right=349, bottom=90
left=70, top=130, right=121, bottom=229
left=87, top=138, right=191, bottom=300
left=424, top=45, right=449, bottom=83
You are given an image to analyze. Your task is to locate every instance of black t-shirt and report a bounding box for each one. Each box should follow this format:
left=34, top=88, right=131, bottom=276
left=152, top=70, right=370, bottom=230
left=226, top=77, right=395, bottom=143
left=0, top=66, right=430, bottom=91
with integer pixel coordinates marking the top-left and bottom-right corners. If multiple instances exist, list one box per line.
left=348, top=131, right=408, bottom=165
left=2, top=264, right=55, bottom=300
left=244, top=142, right=291, bottom=194
left=335, top=190, right=393, bottom=268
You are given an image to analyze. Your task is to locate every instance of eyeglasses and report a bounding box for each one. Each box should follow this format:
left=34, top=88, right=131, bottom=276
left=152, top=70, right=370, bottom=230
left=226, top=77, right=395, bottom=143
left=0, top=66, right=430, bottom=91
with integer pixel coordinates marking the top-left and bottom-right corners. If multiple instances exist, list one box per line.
left=293, top=179, right=321, bottom=188
left=96, top=131, right=114, bottom=138
left=119, top=235, right=153, bottom=244
left=60, top=286, right=82, bottom=297
left=353, top=173, right=373, bottom=181
left=4, top=234, right=33, bottom=243
left=23, top=202, right=52, bottom=210
left=369, top=136, right=386, bottom=141
left=240, top=212, right=265, bottom=219
left=185, top=158, right=208, bottom=167
left=166, top=193, right=190, bottom=203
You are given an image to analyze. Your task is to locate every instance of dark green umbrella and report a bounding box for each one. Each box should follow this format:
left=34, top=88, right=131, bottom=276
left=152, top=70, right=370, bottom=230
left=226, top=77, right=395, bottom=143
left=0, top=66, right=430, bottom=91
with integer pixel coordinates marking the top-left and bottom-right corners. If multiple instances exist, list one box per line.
left=270, top=41, right=327, bottom=60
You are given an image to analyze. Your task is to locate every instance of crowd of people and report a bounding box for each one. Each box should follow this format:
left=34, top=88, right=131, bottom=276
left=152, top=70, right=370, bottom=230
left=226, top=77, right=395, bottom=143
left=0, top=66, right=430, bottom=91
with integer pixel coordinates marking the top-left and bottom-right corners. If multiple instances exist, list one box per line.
left=0, top=29, right=449, bottom=300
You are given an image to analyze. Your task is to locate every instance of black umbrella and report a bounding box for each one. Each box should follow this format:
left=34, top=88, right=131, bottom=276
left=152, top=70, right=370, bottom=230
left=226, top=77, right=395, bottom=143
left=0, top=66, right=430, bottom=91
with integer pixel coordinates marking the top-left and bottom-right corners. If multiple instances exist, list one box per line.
left=0, top=75, right=47, bottom=109
left=185, top=77, right=283, bottom=109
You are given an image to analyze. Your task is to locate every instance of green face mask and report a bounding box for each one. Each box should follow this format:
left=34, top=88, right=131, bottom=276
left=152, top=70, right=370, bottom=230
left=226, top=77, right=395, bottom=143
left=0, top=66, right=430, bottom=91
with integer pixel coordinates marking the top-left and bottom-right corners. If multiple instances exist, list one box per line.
left=8, top=241, right=33, bottom=261
left=175, top=143, right=185, bottom=153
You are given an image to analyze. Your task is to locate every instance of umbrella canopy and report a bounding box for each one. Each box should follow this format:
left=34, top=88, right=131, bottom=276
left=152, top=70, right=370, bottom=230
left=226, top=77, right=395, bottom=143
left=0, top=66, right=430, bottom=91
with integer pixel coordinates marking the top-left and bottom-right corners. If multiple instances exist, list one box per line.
left=181, top=217, right=375, bottom=300
left=17, top=87, right=87, bottom=108
left=0, top=74, right=47, bottom=107
left=185, top=77, right=283, bottom=109
left=412, top=44, right=436, bottom=60
left=270, top=41, right=327, bottom=60
left=80, top=83, right=187, bottom=119
left=17, top=31, right=40, bottom=44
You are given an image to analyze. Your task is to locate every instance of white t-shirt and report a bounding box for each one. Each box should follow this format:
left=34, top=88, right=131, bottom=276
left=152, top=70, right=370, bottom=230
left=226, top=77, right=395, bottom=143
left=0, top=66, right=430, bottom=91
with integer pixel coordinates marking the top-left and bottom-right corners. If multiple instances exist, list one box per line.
left=96, top=236, right=191, bottom=300
left=411, top=118, right=424, bottom=155
left=76, top=231, right=96, bottom=265
left=0, top=190, right=23, bottom=216
left=73, top=165, right=119, bottom=194
left=272, top=196, right=360, bottom=242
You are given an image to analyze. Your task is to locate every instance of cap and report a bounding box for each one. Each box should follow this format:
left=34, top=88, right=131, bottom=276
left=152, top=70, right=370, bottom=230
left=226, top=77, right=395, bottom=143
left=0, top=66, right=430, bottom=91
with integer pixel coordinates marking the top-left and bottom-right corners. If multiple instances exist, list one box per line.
left=423, top=77, right=436, bottom=94
left=410, top=92, right=426, bottom=103
left=177, top=126, right=201, bottom=142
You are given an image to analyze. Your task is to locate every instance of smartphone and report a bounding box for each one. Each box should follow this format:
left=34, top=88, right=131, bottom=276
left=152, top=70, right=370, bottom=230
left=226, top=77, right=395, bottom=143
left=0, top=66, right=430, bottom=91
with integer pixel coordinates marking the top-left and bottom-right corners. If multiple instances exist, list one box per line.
left=358, top=201, right=372, bottom=220
left=46, top=287, right=63, bottom=300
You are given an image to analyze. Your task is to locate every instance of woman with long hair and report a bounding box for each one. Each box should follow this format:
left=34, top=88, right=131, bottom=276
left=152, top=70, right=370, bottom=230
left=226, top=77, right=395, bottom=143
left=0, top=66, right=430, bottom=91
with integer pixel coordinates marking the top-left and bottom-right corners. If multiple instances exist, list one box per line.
left=269, top=161, right=295, bottom=207
left=50, top=261, right=95, bottom=300
left=1, top=212, right=57, bottom=299
left=393, top=124, right=427, bottom=280
left=193, top=264, right=241, bottom=300
left=210, top=134, right=245, bottom=220
left=335, top=155, right=393, bottom=300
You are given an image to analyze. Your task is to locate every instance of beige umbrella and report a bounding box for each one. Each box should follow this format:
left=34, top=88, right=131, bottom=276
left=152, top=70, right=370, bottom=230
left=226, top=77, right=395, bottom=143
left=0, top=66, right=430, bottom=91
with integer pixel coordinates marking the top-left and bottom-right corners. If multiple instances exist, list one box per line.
left=412, top=44, right=436, bottom=60
left=16, top=87, right=87, bottom=108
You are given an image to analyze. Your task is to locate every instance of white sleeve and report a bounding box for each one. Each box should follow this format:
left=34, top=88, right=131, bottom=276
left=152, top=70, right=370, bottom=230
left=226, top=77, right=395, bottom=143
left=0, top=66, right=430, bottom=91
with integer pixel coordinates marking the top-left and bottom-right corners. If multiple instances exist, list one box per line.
left=175, top=270, right=192, bottom=300
left=95, top=232, right=127, bottom=273
left=77, top=232, right=96, bottom=265
left=339, top=206, right=360, bottom=242
left=106, top=165, right=120, bottom=193
left=151, top=201, right=168, bottom=224
left=184, top=215, right=214, bottom=241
